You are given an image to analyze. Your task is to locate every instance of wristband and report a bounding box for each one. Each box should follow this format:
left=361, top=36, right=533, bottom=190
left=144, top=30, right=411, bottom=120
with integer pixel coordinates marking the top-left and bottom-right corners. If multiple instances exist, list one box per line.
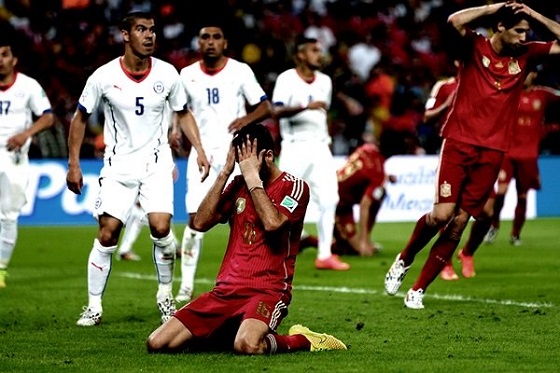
left=249, top=182, right=264, bottom=193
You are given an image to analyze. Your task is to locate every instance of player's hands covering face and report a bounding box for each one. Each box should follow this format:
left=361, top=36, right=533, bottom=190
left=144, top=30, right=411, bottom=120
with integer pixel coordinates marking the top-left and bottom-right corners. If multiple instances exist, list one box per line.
left=237, top=136, right=264, bottom=183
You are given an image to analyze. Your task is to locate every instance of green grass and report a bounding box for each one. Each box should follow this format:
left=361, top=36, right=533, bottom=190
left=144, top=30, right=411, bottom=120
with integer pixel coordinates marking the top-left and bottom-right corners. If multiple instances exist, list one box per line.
left=1, top=219, right=559, bottom=372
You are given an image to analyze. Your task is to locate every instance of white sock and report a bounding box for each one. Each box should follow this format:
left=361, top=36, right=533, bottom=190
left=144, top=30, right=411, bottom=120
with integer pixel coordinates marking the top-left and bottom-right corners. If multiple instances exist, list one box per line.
left=0, top=219, right=17, bottom=270
left=87, top=239, right=116, bottom=311
left=179, top=225, right=203, bottom=291
left=152, top=231, right=176, bottom=297
left=317, top=206, right=336, bottom=260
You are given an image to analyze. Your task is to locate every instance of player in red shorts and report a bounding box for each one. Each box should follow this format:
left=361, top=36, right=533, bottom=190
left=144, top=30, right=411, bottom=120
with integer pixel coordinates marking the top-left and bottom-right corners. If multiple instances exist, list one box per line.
left=484, top=67, right=560, bottom=246
left=383, top=1, right=560, bottom=309
left=147, top=123, right=346, bottom=354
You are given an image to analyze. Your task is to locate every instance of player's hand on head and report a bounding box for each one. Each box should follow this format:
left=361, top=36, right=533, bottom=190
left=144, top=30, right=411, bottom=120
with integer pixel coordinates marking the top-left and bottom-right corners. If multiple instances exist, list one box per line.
left=237, top=136, right=262, bottom=175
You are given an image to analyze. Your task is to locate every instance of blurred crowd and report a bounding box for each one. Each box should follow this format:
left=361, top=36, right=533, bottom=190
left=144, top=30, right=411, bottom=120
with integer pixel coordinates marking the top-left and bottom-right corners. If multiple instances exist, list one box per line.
left=3, top=0, right=560, bottom=158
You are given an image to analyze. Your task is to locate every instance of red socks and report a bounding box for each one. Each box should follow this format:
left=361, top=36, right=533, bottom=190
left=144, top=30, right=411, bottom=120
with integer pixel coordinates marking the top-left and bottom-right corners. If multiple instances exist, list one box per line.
left=265, top=334, right=310, bottom=354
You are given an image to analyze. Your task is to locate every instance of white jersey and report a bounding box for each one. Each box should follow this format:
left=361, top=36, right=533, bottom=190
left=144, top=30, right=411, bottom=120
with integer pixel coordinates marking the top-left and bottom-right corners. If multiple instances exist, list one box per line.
left=78, top=56, right=187, bottom=164
left=180, top=57, right=267, bottom=151
left=0, top=72, right=52, bottom=155
left=272, top=68, right=332, bottom=143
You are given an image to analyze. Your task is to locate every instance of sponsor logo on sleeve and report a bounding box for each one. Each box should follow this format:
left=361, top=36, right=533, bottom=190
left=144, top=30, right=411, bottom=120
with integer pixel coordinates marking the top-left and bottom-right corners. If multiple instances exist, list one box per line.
left=280, top=195, right=298, bottom=213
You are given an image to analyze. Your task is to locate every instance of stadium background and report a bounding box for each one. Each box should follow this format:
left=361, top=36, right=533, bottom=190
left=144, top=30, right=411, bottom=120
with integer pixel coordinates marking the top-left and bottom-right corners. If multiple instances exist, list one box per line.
left=3, top=0, right=560, bottom=223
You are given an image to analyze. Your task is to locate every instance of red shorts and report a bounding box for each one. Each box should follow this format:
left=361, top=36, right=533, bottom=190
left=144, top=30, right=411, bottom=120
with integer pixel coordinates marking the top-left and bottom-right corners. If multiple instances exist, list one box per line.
left=498, top=156, right=541, bottom=193
left=437, top=138, right=504, bottom=218
left=173, top=287, right=289, bottom=340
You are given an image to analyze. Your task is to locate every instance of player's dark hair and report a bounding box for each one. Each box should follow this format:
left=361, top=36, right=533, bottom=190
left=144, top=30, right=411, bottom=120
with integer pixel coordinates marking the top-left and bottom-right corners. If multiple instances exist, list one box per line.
left=120, top=11, right=154, bottom=31
left=0, top=22, right=18, bottom=55
left=295, top=35, right=318, bottom=51
left=493, top=2, right=529, bottom=31
left=232, top=123, right=275, bottom=155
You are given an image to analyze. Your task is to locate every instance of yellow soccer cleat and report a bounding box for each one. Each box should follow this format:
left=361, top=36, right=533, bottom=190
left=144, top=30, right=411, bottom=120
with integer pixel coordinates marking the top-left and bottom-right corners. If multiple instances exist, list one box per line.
left=0, top=269, right=7, bottom=288
left=288, top=324, right=347, bottom=351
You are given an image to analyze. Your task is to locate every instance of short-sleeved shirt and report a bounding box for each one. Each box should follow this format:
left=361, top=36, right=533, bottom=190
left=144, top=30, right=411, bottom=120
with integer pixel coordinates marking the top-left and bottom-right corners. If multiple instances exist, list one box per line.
left=425, top=76, right=458, bottom=130
left=272, top=68, right=332, bottom=143
left=213, top=172, right=310, bottom=300
left=337, top=143, right=386, bottom=208
left=78, top=57, right=187, bottom=165
left=0, top=72, right=52, bottom=154
left=509, top=86, right=560, bottom=159
left=180, top=58, right=267, bottom=152
left=441, top=29, right=553, bottom=151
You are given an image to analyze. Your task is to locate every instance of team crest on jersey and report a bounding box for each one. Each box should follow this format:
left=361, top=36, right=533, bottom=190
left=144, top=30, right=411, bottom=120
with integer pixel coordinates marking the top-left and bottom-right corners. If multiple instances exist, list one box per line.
left=236, top=198, right=246, bottom=214
left=95, top=197, right=102, bottom=209
left=280, top=196, right=298, bottom=213
left=153, top=81, right=165, bottom=94
left=533, top=99, right=542, bottom=111
left=439, top=181, right=451, bottom=198
left=508, top=60, right=521, bottom=75
left=482, top=56, right=490, bottom=68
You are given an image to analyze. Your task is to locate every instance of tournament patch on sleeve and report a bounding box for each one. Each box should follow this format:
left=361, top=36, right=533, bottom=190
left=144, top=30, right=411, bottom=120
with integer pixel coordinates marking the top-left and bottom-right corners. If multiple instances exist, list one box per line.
left=280, top=195, right=298, bottom=213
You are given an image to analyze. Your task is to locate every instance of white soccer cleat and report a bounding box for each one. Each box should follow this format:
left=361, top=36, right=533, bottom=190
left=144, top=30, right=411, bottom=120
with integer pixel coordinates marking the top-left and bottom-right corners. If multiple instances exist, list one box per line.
left=404, top=288, right=425, bottom=309
left=157, top=294, right=177, bottom=323
left=484, top=226, right=499, bottom=244
left=76, top=306, right=102, bottom=326
left=175, top=287, right=193, bottom=303
left=510, top=236, right=522, bottom=246
left=384, top=254, right=410, bottom=295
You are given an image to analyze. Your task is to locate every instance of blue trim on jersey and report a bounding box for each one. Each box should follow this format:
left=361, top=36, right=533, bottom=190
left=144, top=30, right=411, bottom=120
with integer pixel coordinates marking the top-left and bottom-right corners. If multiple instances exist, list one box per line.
left=41, top=108, right=53, bottom=114
left=273, top=101, right=285, bottom=106
left=108, top=104, right=118, bottom=166
left=259, top=95, right=269, bottom=102
left=77, top=103, right=88, bottom=114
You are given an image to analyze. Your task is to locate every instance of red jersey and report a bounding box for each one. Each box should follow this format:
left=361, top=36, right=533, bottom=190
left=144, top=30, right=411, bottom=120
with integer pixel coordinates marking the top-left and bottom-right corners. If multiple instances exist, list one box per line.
left=337, top=143, right=386, bottom=207
left=214, top=172, right=309, bottom=300
left=425, top=76, right=458, bottom=129
left=441, top=29, right=552, bottom=151
left=509, top=86, right=560, bottom=159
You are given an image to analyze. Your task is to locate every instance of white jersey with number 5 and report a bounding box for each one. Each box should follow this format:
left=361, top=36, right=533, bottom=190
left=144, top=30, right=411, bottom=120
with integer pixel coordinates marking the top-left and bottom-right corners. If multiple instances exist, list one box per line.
left=78, top=56, right=187, bottom=164
left=180, top=57, right=267, bottom=152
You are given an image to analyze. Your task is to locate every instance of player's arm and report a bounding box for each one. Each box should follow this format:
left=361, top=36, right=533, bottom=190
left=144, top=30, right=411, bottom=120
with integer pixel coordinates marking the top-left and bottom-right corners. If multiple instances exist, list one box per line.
left=448, top=2, right=505, bottom=36
left=191, top=145, right=236, bottom=231
left=357, top=194, right=375, bottom=248
left=176, top=108, right=210, bottom=181
left=423, top=84, right=456, bottom=123
left=228, top=100, right=272, bottom=132
left=512, top=2, right=560, bottom=55
left=66, top=107, right=89, bottom=195
left=6, top=111, right=54, bottom=151
left=272, top=101, right=328, bottom=120
left=238, top=137, right=289, bottom=232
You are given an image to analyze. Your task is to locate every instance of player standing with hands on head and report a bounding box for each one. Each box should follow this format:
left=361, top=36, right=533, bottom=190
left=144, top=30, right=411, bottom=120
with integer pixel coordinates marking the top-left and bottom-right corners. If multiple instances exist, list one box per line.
left=174, top=23, right=271, bottom=303
left=66, top=11, right=210, bottom=326
left=147, top=123, right=346, bottom=354
left=0, top=34, right=54, bottom=288
left=272, top=36, right=349, bottom=271
left=384, top=1, right=560, bottom=309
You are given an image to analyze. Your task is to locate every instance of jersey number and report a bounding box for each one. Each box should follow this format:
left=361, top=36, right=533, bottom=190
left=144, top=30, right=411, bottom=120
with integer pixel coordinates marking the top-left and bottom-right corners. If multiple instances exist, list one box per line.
left=135, top=97, right=144, bottom=115
left=0, top=100, right=11, bottom=115
left=206, top=88, right=219, bottom=104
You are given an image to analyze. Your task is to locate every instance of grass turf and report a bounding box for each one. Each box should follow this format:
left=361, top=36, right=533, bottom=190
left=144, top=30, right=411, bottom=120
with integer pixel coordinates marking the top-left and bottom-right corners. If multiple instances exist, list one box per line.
left=0, top=219, right=559, bottom=372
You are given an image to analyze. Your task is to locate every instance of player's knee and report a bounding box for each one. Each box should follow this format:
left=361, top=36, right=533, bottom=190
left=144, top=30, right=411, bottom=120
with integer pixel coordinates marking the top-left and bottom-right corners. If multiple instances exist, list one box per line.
left=97, top=227, right=119, bottom=247
left=146, top=335, right=164, bottom=353
left=149, top=223, right=171, bottom=239
left=429, top=210, right=453, bottom=227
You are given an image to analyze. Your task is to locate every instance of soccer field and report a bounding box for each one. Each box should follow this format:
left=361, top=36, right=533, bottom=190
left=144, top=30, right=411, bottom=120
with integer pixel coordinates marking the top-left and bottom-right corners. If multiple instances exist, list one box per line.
left=1, top=219, right=559, bottom=372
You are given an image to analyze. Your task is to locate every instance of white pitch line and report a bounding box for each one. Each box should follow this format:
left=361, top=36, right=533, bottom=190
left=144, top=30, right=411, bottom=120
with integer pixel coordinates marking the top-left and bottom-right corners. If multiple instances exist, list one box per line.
left=116, top=271, right=554, bottom=309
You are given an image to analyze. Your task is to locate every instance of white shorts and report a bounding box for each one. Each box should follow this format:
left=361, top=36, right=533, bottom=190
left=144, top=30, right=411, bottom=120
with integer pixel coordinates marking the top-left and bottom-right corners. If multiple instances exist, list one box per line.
left=0, top=150, right=29, bottom=220
left=185, top=147, right=239, bottom=214
left=279, top=140, right=339, bottom=208
left=95, top=150, right=175, bottom=223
